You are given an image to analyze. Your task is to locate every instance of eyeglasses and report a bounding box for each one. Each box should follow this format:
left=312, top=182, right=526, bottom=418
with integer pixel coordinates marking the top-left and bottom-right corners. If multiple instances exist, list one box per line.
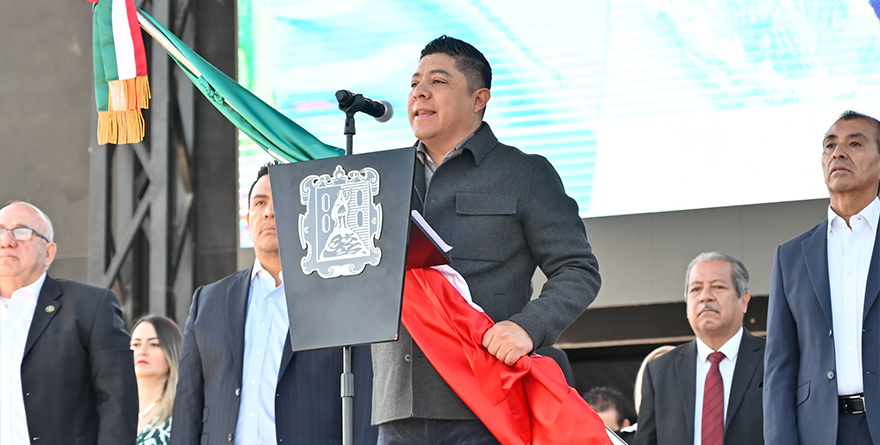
left=0, top=227, right=50, bottom=242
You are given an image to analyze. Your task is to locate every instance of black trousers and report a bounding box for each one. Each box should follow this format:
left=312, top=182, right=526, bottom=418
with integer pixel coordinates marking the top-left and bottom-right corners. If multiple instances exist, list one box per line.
left=837, top=413, right=874, bottom=445
left=377, top=418, right=500, bottom=445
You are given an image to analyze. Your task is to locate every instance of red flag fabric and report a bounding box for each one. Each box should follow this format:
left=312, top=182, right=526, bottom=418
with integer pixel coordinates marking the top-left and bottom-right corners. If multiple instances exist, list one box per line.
left=402, top=267, right=614, bottom=445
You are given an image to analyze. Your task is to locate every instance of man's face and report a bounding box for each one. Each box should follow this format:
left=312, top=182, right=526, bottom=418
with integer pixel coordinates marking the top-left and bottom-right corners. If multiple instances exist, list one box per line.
left=596, top=409, right=624, bottom=431
left=822, top=118, right=880, bottom=198
left=686, top=260, right=748, bottom=341
left=247, top=175, right=278, bottom=258
left=0, top=203, right=56, bottom=288
left=408, top=53, right=487, bottom=151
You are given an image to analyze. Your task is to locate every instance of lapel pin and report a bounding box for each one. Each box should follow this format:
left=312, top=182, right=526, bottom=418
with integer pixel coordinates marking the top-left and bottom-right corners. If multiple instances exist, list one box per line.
left=45, top=305, right=55, bottom=313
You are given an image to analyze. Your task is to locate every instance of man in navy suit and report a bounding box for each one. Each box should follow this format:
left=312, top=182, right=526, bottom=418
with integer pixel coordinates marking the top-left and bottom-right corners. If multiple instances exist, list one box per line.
left=171, top=163, right=377, bottom=445
left=765, top=110, right=880, bottom=445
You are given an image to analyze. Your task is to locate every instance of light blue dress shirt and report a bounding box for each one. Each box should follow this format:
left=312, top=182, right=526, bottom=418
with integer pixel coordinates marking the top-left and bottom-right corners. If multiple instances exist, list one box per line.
left=235, top=259, right=290, bottom=445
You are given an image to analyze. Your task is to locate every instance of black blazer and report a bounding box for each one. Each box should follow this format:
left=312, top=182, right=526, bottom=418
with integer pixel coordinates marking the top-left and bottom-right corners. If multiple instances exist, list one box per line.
left=171, top=268, right=377, bottom=445
left=20, top=275, right=138, bottom=444
left=635, top=330, right=765, bottom=445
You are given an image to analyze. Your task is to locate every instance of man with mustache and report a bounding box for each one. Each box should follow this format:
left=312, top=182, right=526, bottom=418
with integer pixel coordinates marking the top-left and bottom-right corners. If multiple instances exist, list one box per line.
left=171, top=162, right=377, bottom=445
left=635, top=252, right=765, bottom=445
left=765, top=110, right=880, bottom=445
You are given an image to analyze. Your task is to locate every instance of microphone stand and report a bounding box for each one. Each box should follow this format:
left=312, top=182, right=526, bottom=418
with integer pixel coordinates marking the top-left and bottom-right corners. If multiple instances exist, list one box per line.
left=336, top=92, right=365, bottom=444
left=339, top=92, right=369, bottom=156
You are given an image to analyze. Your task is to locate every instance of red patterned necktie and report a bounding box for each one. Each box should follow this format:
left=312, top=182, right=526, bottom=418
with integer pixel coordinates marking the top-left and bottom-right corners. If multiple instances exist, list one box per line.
left=702, top=351, right=726, bottom=445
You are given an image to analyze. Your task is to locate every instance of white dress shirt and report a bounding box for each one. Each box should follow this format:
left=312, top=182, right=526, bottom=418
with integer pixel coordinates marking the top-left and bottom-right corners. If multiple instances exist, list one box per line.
left=827, top=196, right=879, bottom=396
left=693, top=327, right=743, bottom=445
left=0, top=272, right=47, bottom=445
left=235, top=259, right=289, bottom=445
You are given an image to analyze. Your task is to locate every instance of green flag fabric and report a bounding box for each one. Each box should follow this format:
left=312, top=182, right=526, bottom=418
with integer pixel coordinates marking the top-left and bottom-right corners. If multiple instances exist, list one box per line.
left=137, top=9, right=343, bottom=162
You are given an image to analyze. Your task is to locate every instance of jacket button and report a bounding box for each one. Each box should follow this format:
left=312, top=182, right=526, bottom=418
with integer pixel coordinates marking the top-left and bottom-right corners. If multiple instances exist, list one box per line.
left=829, top=329, right=833, bottom=337
left=235, top=388, right=240, bottom=396
left=32, top=438, right=40, bottom=441
left=25, top=393, right=30, bottom=397
left=827, top=371, right=835, bottom=380
left=228, top=433, right=234, bottom=441
left=404, top=354, right=412, bottom=363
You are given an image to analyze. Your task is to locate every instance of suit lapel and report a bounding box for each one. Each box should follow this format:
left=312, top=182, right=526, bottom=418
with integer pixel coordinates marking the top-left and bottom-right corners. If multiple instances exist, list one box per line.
left=675, top=341, right=697, bottom=443
left=22, top=275, right=62, bottom=358
left=277, top=334, right=294, bottom=384
left=413, top=156, right=426, bottom=214
left=227, top=268, right=251, bottom=381
left=802, top=222, right=833, bottom=328
left=725, top=330, right=763, bottom=428
left=863, top=224, right=880, bottom=318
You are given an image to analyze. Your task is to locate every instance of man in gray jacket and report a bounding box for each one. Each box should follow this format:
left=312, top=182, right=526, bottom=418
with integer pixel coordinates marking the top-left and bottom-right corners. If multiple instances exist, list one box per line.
left=371, top=35, right=602, bottom=444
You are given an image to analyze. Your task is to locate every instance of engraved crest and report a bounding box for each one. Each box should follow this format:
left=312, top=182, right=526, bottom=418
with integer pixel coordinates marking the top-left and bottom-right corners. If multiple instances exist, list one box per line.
left=299, top=165, right=382, bottom=278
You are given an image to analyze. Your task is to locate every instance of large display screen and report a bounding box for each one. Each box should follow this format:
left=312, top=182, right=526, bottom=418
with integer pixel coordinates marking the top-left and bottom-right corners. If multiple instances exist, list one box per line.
left=238, top=0, right=880, bottom=247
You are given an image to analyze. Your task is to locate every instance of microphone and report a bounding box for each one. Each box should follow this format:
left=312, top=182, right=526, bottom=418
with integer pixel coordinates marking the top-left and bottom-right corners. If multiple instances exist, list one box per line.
left=336, top=90, right=393, bottom=123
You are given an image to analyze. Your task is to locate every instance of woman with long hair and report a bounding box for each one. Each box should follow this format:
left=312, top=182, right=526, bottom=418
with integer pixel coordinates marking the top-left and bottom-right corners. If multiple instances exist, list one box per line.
left=130, top=314, right=182, bottom=445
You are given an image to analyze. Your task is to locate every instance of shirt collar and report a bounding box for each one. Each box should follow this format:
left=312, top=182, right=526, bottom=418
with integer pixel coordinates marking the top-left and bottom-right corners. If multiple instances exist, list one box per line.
left=828, top=196, right=880, bottom=236
left=696, top=326, right=743, bottom=362
left=416, top=132, right=475, bottom=167
left=10, top=271, right=47, bottom=306
left=251, top=257, right=283, bottom=285
left=415, top=122, right=496, bottom=166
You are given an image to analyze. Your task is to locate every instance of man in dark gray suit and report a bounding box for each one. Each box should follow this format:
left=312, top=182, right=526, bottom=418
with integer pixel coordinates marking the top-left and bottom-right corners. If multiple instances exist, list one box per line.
left=765, top=110, right=880, bottom=445
left=171, top=164, right=376, bottom=445
left=371, top=36, right=602, bottom=444
left=635, top=252, right=765, bottom=445
left=0, top=201, right=137, bottom=444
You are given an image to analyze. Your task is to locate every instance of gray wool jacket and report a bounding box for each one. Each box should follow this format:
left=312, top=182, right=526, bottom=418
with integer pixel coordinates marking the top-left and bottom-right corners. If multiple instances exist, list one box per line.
left=371, top=123, right=602, bottom=424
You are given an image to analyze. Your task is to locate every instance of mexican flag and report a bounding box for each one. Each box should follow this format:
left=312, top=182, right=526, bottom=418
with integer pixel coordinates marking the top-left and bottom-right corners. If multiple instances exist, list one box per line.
left=88, top=0, right=342, bottom=162
left=88, top=0, right=150, bottom=145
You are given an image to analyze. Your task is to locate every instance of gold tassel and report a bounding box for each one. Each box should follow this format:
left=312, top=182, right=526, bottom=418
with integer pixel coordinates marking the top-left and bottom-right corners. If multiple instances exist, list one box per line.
left=99, top=76, right=150, bottom=145
left=135, top=76, right=151, bottom=109
left=97, top=109, right=145, bottom=145
left=115, top=110, right=145, bottom=145
left=97, top=110, right=116, bottom=146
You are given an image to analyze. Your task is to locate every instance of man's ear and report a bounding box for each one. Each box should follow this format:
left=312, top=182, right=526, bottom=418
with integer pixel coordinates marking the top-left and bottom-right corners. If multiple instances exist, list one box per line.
left=44, top=242, right=57, bottom=269
left=740, top=291, right=751, bottom=313
left=473, top=88, right=491, bottom=115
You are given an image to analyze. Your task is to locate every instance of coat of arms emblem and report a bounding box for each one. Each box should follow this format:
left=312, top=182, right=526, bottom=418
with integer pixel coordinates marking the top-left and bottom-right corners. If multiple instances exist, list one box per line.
left=298, top=165, right=382, bottom=278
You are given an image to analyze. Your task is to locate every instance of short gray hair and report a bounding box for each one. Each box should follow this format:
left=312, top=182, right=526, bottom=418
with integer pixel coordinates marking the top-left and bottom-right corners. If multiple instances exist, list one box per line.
left=684, top=252, right=749, bottom=298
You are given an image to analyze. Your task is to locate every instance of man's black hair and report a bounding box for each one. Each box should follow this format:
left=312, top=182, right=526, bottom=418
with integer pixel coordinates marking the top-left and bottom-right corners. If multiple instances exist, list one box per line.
left=247, top=160, right=282, bottom=208
left=420, top=35, right=492, bottom=93
left=583, top=386, right=635, bottom=427
left=836, top=110, right=880, bottom=153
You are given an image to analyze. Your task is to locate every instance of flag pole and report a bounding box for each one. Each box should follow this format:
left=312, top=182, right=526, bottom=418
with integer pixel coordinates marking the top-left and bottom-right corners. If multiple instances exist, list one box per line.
left=135, top=10, right=202, bottom=78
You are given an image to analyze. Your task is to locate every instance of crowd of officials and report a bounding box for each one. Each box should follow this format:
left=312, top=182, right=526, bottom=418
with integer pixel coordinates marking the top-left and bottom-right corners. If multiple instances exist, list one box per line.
left=1, top=34, right=879, bottom=445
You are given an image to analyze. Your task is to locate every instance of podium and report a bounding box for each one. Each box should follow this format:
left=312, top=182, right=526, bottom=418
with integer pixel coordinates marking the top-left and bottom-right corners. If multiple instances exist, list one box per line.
left=269, top=146, right=449, bottom=443
left=270, top=146, right=433, bottom=349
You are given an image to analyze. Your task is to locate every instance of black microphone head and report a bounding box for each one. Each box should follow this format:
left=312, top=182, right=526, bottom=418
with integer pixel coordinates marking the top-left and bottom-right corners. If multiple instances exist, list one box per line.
left=375, top=100, right=393, bottom=123
left=336, top=90, right=356, bottom=107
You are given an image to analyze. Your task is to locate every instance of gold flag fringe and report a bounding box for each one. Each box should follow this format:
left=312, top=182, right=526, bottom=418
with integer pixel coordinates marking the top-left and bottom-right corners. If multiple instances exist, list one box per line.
left=97, top=109, right=145, bottom=145
left=98, top=76, right=151, bottom=145
left=128, top=76, right=151, bottom=109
